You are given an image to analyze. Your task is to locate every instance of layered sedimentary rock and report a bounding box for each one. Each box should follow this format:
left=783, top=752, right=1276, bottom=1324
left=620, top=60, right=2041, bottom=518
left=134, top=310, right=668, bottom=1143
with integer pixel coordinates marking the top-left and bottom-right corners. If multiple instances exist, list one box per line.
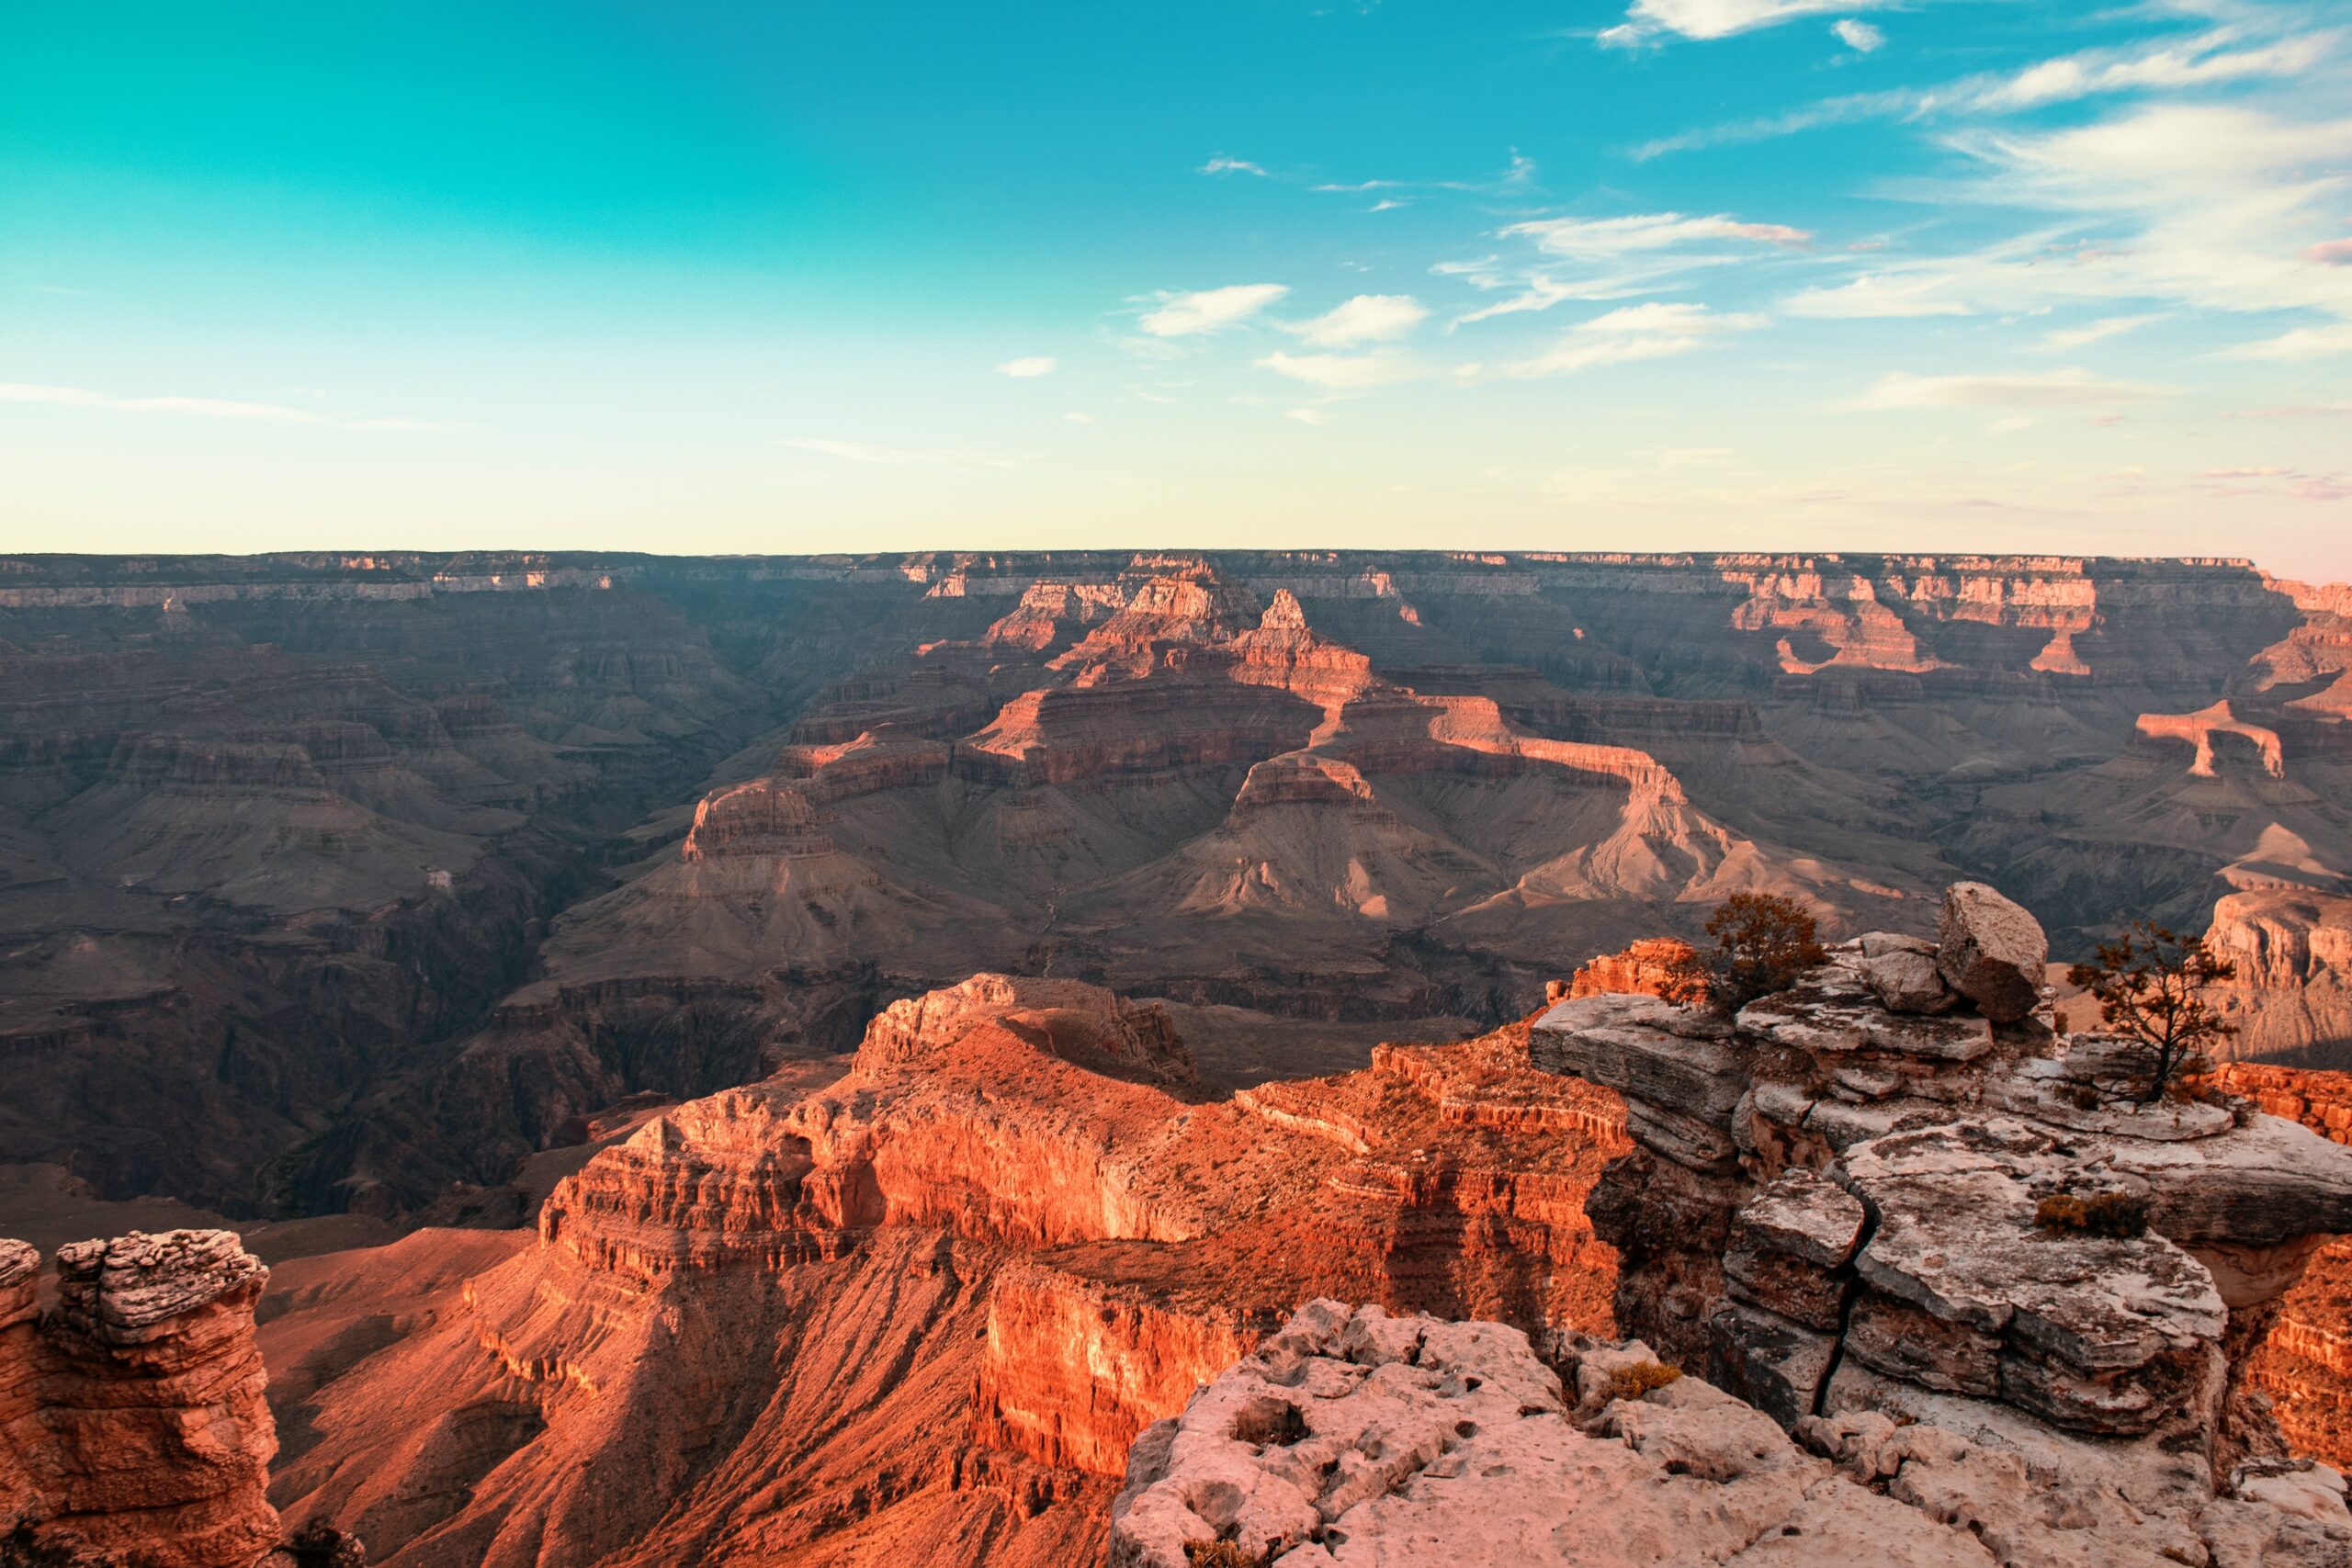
left=2206, top=888, right=2352, bottom=1065
left=9, top=547, right=2350, bottom=1224
left=0, top=1229, right=345, bottom=1568
left=1530, top=881, right=2352, bottom=1564
left=2200, top=1062, right=2352, bottom=1475
left=263, top=976, right=1627, bottom=1565
left=1110, top=1299, right=2352, bottom=1567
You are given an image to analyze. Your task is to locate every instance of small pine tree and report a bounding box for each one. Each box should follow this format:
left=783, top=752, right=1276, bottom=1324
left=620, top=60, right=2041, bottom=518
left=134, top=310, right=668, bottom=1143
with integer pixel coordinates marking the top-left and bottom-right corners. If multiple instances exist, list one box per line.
left=2066, top=921, right=2238, bottom=1104
left=1665, top=892, right=1828, bottom=1011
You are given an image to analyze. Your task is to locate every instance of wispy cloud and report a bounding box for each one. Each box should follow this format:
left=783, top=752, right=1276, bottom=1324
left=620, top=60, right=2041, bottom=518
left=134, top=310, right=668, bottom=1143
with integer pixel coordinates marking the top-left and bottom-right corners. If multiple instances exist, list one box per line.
left=2035, top=313, right=2165, bottom=351
left=1781, top=104, right=2352, bottom=335
left=1137, top=283, right=1289, bottom=337
left=0, top=380, right=436, bottom=430
left=1832, top=18, right=1883, bottom=53
left=782, top=437, right=1025, bottom=469
left=2222, top=321, right=2352, bottom=360
left=1634, top=28, right=2334, bottom=158
left=1285, top=294, right=1429, bottom=347
left=1311, top=152, right=1536, bottom=198
left=1846, top=367, right=2173, bottom=411
left=1255, top=350, right=1422, bottom=389
left=996, top=355, right=1057, bottom=378
left=1503, top=301, right=1766, bottom=378
left=1600, top=0, right=1920, bottom=49
left=1200, top=155, right=1268, bottom=177
left=1447, top=210, right=1810, bottom=325
left=1503, top=212, right=1811, bottom=259
left=1285, top=407, right=1330, bottom=425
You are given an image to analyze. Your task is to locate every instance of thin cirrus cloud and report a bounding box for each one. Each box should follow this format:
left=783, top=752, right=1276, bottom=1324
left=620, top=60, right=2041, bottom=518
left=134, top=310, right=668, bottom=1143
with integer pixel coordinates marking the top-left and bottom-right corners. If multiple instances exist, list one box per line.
left=1832, top=19, right=1883, bottom=53
left=1500, top=212, right=1811, bottom=259
left=1846, top=367, right=2173, bottom=411
left=1254, top=350, right=1422, bottom=389
left=1285, top=295, right=1430, bottom=347
left=1781, top=104, right=2352, bottom=339
left=1199, top=156, right=1268, bottom=177
left=0, top=380, right=435, bottom=430
left=1502, top=301, right=1765, bottom=378
left=1446, top=211, right=1810, bottom=326
left=1600, top=0, right=1920, bottom=48
left=1137, top=284, right=1289, bottom=337
left=995, top=356, right=1057, bottom=378
left=2222, top=321, right=2352, bottom=361
left=2035, top=314, right=2165, bottom=352
left=1633, top=29, right=2331, bottom=159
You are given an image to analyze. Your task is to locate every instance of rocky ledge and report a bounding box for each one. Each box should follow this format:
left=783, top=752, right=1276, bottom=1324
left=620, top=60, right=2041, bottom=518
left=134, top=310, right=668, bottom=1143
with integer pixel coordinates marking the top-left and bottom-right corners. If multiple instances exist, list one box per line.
left=1522, top=880, right=2352, bottom=1566
left=1, top=1228, right=358, bottom=1568
left=1110, top=1299, right=2351, bottom=1567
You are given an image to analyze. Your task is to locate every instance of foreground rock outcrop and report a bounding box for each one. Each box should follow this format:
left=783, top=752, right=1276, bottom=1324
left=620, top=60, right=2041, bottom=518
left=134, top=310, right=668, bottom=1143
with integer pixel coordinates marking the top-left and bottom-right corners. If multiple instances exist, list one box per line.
left=1112, top=1299, right=2352, bottom=1567
left=263, top=976, right=1628, bottom=1565
left=0, top=1229, right=355, bottom=1568
left=1531, top=880, right=2352, bottom=1565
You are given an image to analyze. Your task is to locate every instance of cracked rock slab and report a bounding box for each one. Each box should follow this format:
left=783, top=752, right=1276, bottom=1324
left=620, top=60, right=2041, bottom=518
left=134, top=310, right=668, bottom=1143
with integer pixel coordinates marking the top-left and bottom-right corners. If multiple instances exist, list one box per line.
left=1111, top=1301, right=1989, bottom=1568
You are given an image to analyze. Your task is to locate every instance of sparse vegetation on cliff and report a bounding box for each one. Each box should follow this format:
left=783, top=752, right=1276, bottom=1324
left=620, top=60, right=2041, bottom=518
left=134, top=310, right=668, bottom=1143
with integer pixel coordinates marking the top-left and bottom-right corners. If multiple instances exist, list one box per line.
left=2067, top=921, right=2239, bottom=1103
left=1664, top=893, right=1828, bottom=1012
left=2034, top=1191, right=2153, bottom=1239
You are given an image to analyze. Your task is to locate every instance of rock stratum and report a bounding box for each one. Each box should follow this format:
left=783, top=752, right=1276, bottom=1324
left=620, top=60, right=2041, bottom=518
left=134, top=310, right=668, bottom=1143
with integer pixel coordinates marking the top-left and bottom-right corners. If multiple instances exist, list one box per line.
left=17, top=888, right=2352, bottom=1565
left=6, top=549, right=2351, bottom=1230
left=1, top=1227, right=356, bottom=1568
left=1520, top=881, right=2352, bottom=1565
left=252, top=975, right=1625, bottom=1565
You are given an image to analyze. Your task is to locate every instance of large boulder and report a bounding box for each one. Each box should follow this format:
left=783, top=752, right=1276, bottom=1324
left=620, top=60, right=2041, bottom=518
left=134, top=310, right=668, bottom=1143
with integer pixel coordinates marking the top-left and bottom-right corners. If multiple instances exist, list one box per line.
left=1936, top=882, right=2049, bottom=1023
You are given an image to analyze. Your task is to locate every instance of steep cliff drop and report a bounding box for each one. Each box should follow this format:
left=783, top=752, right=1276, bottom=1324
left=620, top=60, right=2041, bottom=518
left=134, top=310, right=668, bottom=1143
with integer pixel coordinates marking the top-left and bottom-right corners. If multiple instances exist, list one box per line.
left=0, top=1229, right=355, bottom=1568
left=1519, top=881, right=2352, bottom=1565
left=261, top=976, right=1627, bottom=1565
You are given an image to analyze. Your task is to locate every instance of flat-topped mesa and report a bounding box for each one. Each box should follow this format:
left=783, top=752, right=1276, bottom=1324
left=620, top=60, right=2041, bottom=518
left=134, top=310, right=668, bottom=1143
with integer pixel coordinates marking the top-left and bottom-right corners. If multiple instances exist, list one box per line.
left=1530, top=879, right=2352, bottom=1527
left=1229, top=752, right=1380, bottom=814
left=854, top=971, right=1198, bottom=1087
left=2135, top=701, right=2289, bottom=778
left=0, top=1229, right=347, bottom=1568
left=2203, top=888, right=2352, bottom=1063
left=679, top=777, right=832, bottom=860
left=1109, top=1299, right=2352, bottom=1568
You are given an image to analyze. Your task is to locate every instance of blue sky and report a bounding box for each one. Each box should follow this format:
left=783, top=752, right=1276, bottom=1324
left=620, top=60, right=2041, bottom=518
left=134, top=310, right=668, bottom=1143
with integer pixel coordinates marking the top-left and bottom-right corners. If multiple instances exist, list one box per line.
left=3, top=1, right=2349, bottom=577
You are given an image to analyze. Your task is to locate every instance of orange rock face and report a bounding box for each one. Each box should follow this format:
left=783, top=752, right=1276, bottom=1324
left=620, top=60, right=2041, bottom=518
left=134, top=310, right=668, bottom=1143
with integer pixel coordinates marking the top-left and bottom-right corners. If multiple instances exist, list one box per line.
left=2220, top=1063, right=2352, bottom=1472
left=1565, top=937, right=1701, bottom=1001
left=1, top=1230, right=287, bottom=1568
left=264, top=976, right=1628, bottom=1565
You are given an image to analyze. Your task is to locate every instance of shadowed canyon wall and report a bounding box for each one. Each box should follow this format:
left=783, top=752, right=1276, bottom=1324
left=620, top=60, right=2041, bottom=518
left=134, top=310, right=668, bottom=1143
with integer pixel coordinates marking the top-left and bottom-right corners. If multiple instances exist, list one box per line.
left=6, top=549, right=2347, bottom=1233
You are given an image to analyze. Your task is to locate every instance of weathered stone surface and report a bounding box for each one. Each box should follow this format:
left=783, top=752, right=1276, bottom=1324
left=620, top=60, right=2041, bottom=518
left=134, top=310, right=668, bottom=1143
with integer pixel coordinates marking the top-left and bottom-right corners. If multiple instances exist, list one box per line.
left=1734, top=1169, right=1867, bottom=1270
left=0, top=1229, right=290, bottom=1568
left=1859, top=949, right=1957, bottom=1014
left=1843, top=1291, right=2003, bottom=1397
left=1545, top=879, right=2352, bottom=1524
left=1117, top=1299, right=2352, bottom=1568
left=1935, top=881, right=2049, bottom=1022
left=1710, top=1302, right=1838, bottom=1427
left=1530, top=996, right=1746, bottom=1158
left=1110, top=1301, right=1987, bottom=1568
